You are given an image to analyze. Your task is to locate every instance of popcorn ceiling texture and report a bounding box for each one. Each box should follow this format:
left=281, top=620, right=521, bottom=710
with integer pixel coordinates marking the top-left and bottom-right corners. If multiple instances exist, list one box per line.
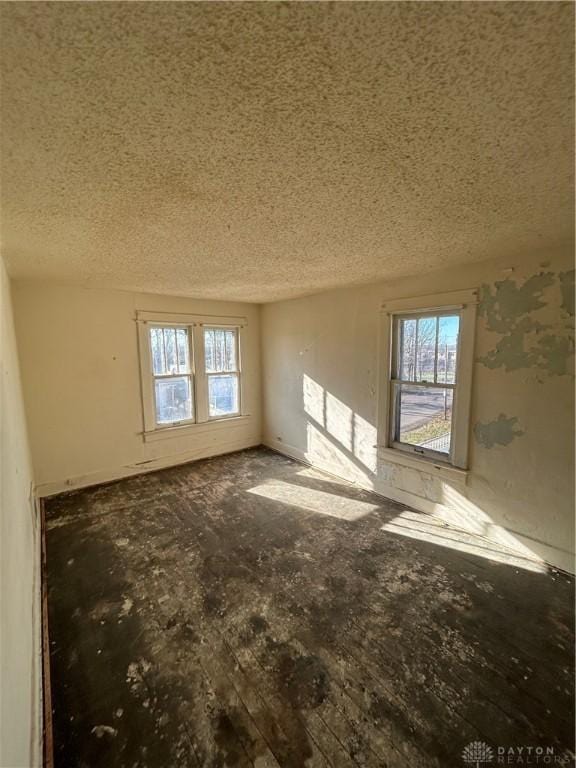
left=0, top=2, right=574, bottom=303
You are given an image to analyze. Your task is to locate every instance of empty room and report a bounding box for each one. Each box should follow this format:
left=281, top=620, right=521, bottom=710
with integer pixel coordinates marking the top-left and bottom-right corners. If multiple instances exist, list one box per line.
left=0, top=2, right=574, bottom=767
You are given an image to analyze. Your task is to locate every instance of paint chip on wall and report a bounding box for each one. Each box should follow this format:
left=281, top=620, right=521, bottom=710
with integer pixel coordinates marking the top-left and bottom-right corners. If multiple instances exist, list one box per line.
left=474, top=414, right=524, bottom=449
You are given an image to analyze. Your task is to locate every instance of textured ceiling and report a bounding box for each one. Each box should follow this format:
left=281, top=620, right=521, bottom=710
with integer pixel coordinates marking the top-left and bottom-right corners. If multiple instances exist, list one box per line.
left=0, top=2, right=574, bottom=303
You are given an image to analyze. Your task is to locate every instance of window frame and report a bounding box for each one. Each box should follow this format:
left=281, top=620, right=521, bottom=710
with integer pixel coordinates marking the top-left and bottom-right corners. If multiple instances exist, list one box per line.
left=136, top=311, right=247, bottom=441
left=377, top=290, right=477, bottom=473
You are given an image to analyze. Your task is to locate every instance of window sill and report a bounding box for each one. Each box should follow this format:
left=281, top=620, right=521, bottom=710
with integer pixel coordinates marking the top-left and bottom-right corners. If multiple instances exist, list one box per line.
left=143, top=415, right=251, bottom=443
left=377, top=446, right=468, bottom=485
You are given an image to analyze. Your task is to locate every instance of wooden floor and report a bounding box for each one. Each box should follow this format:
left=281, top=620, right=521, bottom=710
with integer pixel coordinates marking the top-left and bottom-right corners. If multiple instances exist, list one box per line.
left=45, top=447, right=575, bottom=768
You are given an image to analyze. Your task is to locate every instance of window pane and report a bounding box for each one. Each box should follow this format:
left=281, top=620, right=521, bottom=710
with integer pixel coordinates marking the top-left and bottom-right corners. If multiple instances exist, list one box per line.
left=399, top=318, right=417, bottom=380
left=225, top=330, right=237, bottom=370
left=416, top=317, right=437, bottom=382
left=204, top=329, right=215, bottom=371
left=208, top=374, right=239, bottom=417
left=150, top=328, right=164, bottom=375
left=176, top=329, right=190, bottom=372
left=150, top=327, right=190, bottom=375
left=437, top=315, right=460, bottom=384
left=164, top=328, right=177, bottom=373
left=204, top=328, right=237, bottom=373
left=397, top=385, right=453, bottom=455
left=154, top=376, right=193, bottom=424
left=204, top=328, right=218, bottom=372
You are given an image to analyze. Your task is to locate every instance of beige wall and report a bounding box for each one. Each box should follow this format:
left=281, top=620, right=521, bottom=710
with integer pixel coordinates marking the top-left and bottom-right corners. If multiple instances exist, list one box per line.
left=13, top=283, right=261, bottom=495
left=262, top=246, right=575, bottom=573
left=0, top=259, right=41, bottom=767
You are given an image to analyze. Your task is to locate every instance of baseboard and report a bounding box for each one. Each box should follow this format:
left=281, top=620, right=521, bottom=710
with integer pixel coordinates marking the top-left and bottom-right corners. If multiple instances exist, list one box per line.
left=263, top=437, right=574, bottom=574
left=40, top=499, right=54, bottom=768
left=26, top=493, right=44, bottom=768
left=36, top=437, right=262, bottom=498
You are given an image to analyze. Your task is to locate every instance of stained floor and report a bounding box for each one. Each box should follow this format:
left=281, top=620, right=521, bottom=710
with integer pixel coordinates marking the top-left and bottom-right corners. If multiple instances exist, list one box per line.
left=45, top=447, right=575, bottom=768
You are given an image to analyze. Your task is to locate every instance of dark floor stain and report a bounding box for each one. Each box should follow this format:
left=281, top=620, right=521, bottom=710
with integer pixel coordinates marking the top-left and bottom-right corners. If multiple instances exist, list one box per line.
left=248, top=614, right=269, bottom=635
left=45, top=446, right=575, bottom=768
left=213, top=710, right=249, bottom=767
left=276, top=650, right=330, bottom=710
left=203, top=591, right=226, bottom=617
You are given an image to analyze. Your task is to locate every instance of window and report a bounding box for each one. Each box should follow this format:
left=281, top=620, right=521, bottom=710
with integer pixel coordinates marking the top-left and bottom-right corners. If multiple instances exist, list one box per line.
left=204, top=327, right=240, bottom=418
left=379, top=290, right=477, bottom=471
left=150, top=326, right=194, bottom=425
left=137, top=312, right=245, bottom=439
left=392, top=312, right=459, bottom=458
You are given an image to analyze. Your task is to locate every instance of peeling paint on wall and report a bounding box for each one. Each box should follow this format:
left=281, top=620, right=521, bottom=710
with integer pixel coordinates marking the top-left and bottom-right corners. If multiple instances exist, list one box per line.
left=478, top=273, right=554, bottom=333
left=474, top=414, right=524, bottom=449
left=477, top=271, right=574, bottom=375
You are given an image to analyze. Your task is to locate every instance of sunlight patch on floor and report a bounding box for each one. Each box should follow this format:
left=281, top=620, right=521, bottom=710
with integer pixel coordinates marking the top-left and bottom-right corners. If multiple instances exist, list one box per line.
left=381, top=510, right=547, bottom=573
left=247, top=480, right=379, bottom=521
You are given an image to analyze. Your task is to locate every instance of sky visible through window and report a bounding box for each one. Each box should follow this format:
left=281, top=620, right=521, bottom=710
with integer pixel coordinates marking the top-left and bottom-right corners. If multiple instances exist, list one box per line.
left=440, top=315, right=459, bottom=346
left=396, top=313, right=460, bottom=455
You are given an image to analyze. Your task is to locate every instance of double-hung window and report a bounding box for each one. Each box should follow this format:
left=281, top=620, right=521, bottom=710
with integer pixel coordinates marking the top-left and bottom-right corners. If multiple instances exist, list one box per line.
left=204, top=327, right=241, bottom=418
left=379, top=291, right=477, bottom=471
left=137, top=312, right=245, bottom=439
left=391, top=312, right=459, bottom=459
left=150, top=326, right=194, bottom=425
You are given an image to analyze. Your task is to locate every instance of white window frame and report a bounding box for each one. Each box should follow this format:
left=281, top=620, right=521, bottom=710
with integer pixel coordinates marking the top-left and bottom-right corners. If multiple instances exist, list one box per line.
left=377, top=289, right=477, bottom=475
left=136, top=311, right=247, bottom=442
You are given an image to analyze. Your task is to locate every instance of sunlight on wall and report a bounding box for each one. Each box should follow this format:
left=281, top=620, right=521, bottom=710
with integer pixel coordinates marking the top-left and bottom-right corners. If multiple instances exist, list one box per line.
left=303, top=374, right=377, bottom=475
left=299, top=375, right=548, bottom=569
left=306, top=422, right=373, bottom=485
left=303, top=375, right=325, bottom=425
left=325, top=391, right=353, bottom=451
left=353, top=413, right=378, bottom=473
left=377, top=469, right=547, bottom=566
left=382, top=510, right=547, bottom=573
left=247, top=480, right=379, bottom=521
left=439, top=483, right=542, bottom=559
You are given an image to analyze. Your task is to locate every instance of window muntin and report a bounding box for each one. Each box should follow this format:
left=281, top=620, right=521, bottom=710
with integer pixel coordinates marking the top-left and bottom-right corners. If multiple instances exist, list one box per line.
left=204, top=328, right=240, bottom=418
left=149, top=326, right=194, bottom=426
left=391, top=312, right=460, bottom=460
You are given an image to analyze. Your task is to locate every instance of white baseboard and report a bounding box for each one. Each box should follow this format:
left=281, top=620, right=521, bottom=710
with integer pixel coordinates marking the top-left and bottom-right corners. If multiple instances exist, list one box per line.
left=36, top=436, right=262, bottom=497
left=32, top=494, right=43, bottom=768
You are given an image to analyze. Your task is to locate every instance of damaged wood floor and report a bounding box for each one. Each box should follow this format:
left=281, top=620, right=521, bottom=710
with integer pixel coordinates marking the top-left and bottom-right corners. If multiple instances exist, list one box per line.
left=45, top=447, right=575, bottom=768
